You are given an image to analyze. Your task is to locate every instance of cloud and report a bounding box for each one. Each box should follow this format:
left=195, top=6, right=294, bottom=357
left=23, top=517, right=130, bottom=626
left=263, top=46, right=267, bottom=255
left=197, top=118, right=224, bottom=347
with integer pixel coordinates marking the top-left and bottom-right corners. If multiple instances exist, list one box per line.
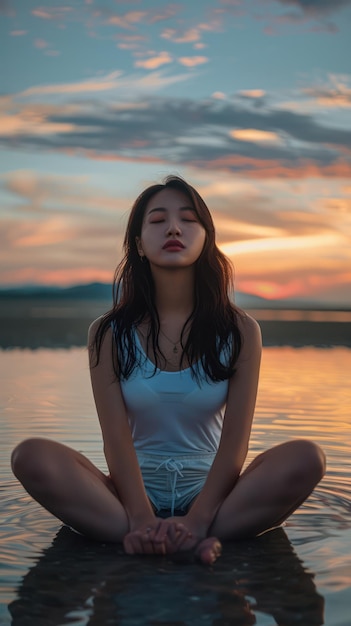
left=230, top=129, right=282, bottom=144
left=302, top=74, right=351, bottom=108
left=21, top=71, right=124, bottom=96
left=197, top=174, right=351, bottom=302
left=105, top=5, right=180, bottom=30
left=6, top=69, right=191, bottom=102
left=134, top=51, right=173, bottom=69
left=10, top=30, right=27, bottom=36
left=161, top=27, right=202, bottom=43
left=0, top=170, right=128, bottom=285
left=1, top=86, right=351, bottom=178
left=149, top=5, right=181, bottom=23
left=178, top=56, right=208, bottom=67
left=32, top=6, right=73, bottom=20
left=255, top=0, right=351, bottom=33
left=0, top=112, right=77, bottom=137
left=0, top=169, right=131, bottom=286
left=1, top=169, right=349, bottom=298
left=116, top=33, right=146, bottom=50
left=107, top=11, right=147, bottom=29
left=273, top=0, right=351, bottom=17
left=220, top=232, right=339, bottom=256
left=239, top=90, right=266, bottom=99
left=1, top=170, right=130, bottom=216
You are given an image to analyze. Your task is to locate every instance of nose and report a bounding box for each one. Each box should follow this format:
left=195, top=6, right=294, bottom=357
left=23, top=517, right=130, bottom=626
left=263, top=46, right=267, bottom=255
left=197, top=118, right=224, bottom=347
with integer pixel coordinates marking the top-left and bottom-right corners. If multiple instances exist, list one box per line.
left=166, top=218, right=181, bottom=236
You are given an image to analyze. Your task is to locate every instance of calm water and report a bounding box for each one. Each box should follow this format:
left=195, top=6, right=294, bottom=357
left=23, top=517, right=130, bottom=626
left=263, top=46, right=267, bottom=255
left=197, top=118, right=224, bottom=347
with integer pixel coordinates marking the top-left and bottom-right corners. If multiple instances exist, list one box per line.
left=0, top=347, right=350, bottom=625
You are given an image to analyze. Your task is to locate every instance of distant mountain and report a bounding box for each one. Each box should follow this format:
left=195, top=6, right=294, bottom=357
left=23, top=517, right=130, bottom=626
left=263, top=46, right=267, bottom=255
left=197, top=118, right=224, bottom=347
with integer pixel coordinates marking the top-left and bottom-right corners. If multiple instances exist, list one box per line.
left=234, top=292, right=269, bottom=308
left=0, top=282, right=112, bottom=300
left=0, top=282, right=265, bottom=305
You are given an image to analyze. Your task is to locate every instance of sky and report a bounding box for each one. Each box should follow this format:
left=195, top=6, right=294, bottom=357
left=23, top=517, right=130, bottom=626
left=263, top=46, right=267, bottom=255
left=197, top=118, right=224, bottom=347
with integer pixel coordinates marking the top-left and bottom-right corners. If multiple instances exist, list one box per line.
left=1, top=0, right=351, bottom=304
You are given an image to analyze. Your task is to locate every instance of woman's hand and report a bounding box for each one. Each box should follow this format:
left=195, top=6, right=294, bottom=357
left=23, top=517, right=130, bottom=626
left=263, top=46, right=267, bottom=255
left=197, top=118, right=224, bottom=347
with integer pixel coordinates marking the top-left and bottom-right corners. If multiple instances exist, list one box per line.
left=123, top=517, right=191, bottom=556
left=123, top=516, right=222, bottom=564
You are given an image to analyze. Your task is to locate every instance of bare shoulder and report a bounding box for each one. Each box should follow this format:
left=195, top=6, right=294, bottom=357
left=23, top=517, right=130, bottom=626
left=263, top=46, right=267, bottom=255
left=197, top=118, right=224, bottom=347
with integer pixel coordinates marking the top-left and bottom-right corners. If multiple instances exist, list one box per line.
left=88, top=315, right=105, bottom=344
left=88, top=315, right=113, bottom=362
left=236, top=311, right=262, bottom=360
left=237, top=311, right=261, bottom=340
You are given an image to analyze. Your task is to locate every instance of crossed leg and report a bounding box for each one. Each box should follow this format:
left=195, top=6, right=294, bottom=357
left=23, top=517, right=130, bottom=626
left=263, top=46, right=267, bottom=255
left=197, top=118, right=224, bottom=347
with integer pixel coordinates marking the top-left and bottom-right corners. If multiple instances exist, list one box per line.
left=210, top=439, right=326, bottom=540
left=11, top=437, right=326, bottom=563
left=11, top=438, right=129, bottom=542
left=11, top=438, right=222, bottom=563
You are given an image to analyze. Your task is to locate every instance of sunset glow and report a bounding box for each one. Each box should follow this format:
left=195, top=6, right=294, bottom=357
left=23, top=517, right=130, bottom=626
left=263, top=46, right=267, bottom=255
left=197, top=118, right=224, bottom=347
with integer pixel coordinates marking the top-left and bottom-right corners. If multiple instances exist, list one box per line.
left=1, top=0, right=350, bottom=305
left=230, top=129, right=282, bottom=144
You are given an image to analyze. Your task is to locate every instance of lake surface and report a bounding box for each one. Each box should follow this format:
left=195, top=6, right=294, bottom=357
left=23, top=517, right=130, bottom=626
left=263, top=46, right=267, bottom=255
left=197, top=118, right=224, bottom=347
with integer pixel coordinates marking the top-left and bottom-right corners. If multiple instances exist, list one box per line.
left=0, top=346, right=350, bottom=625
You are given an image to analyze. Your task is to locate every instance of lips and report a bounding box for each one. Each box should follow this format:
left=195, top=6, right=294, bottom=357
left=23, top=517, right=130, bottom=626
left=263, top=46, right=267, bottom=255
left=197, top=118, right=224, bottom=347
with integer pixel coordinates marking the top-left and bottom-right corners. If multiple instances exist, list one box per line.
left=162, top=240, right=185, bottom=250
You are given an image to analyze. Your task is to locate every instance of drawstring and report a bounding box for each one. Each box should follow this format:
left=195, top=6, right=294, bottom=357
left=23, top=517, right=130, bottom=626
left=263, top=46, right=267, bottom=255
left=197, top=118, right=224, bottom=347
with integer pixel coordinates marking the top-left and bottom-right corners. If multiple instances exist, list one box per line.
left=154, top=458, right=184, bottom=515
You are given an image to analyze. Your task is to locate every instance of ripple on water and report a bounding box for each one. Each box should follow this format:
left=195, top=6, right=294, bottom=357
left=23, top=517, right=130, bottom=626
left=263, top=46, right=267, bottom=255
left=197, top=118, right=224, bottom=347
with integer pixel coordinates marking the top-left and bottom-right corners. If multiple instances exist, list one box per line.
left=0, top=347, right=351, bottom=625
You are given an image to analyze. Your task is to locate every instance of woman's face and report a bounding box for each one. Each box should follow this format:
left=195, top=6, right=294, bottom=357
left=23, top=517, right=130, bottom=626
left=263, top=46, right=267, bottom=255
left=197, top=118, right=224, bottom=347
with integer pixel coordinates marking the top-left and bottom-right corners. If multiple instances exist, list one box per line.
left=136, top=188, right=206, bottom=270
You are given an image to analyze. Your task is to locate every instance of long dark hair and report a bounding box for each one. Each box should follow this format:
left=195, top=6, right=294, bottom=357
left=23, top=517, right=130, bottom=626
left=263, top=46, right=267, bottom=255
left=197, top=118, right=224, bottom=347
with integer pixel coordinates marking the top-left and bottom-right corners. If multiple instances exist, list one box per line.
left=93, top=175, right=244, bottom=382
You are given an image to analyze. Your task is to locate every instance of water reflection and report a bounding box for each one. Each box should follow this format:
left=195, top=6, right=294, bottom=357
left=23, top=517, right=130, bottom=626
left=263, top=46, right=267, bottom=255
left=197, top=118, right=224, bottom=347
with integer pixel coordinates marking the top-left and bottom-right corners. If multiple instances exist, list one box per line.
left=8, top=528, right=324, bottom=626
left=1, top=347, right=350, bottom=623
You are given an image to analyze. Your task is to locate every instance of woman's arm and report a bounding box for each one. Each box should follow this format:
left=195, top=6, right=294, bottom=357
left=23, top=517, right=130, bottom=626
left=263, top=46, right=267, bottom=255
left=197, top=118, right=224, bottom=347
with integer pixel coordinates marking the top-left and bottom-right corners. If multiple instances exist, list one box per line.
left=88, top=318, right=155, bottom=531
left=89, top=319, right=193, bottom=554
left=184, top=314, right=262, bottom=536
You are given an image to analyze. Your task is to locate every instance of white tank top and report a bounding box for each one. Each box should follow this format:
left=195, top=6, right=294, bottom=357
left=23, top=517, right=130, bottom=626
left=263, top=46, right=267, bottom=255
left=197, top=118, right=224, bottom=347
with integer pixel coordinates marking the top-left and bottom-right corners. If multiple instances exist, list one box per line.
left=119, top=329, right=229, bottom=455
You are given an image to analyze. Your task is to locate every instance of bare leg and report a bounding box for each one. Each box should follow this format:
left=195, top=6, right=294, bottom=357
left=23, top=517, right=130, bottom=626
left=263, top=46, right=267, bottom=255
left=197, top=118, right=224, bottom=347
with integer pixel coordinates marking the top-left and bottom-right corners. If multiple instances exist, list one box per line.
left=210, top=439, right=326, bottom=540
left=11, top=438, right=129, bottom=542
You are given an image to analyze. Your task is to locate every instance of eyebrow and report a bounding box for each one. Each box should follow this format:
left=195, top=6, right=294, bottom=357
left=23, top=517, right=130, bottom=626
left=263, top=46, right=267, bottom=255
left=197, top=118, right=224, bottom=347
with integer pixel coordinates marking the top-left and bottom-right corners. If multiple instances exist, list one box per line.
left=147, top=206, right=196, bottom=215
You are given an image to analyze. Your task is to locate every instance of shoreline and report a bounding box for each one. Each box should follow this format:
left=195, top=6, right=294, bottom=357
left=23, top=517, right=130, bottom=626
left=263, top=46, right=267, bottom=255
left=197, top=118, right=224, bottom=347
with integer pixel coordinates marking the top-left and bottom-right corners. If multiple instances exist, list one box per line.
left=1, top=320, right=350, bottom=350
left=1, top=297, right=350, bottom=349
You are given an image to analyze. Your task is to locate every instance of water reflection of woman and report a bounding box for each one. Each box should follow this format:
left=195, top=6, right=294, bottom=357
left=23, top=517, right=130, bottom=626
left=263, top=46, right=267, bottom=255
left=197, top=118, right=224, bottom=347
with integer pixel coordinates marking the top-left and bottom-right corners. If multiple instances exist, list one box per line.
left=8, top=528, right=324, bottom=625
left=11, top=176, right=325, bottom=563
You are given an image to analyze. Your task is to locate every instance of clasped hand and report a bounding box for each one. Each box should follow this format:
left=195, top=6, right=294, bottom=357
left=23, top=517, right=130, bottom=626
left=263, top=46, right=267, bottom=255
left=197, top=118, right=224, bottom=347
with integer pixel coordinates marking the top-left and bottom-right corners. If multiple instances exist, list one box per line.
left=123, top=516, right=196, bottom=556
left=123, top=517, right=222, bottom=564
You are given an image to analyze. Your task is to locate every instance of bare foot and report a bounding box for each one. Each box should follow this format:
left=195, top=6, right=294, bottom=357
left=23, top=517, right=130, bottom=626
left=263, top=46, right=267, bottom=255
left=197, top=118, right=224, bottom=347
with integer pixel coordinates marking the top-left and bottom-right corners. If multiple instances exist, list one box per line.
left=194, top=536, right=222, bottom=565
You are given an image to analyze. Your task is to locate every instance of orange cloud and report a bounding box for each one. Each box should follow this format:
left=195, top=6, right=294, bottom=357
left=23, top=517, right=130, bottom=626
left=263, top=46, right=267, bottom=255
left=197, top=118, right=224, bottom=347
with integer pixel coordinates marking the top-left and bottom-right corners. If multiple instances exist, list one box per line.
left=230, top=129, right=281, bottom=144
left=0, top=113, right=77, bottom=137
left=238, top=280, right=303, bottom=300
left=303, top=74, right=351, bottom=109
left=32, top=7, right=73, bottom=20
left=1, top=267, right=113, bottom=287
left=2, top=169, right=132, bottom=215
left=76, top=149, right=163, bottom=165
left=321, top=197, right=351, bottom=213
left=107, top=11, right=147, bottom=29
left=22, top=71, right=124, bottom=96
left=237, top=269, right=351, bottom=302
left=199, top=156, right=351, bottom=179
left=220, top=233, right=340, bottom=257
left=178, top=56, right=208, bottom=67
left=161, top=28, right=201, bottom=43
left=214, top=215, right=282, bottom=240
left=134, top=52, right=173, bottom=69
left=14, top=218, right=73, bottom=248
left=239, top=90, right=265, bottom=99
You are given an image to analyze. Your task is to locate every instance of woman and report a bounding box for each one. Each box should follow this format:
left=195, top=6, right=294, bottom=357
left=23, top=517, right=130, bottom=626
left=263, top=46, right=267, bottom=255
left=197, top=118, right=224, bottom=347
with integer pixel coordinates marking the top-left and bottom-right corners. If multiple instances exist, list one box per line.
left=11, top=175, right=326, bottom=564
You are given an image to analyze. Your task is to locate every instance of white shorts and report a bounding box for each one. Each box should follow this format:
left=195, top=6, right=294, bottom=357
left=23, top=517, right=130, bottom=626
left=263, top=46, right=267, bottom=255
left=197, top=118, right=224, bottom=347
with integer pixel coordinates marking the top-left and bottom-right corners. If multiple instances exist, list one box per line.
left=136, top=451, right=216, bottom=516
